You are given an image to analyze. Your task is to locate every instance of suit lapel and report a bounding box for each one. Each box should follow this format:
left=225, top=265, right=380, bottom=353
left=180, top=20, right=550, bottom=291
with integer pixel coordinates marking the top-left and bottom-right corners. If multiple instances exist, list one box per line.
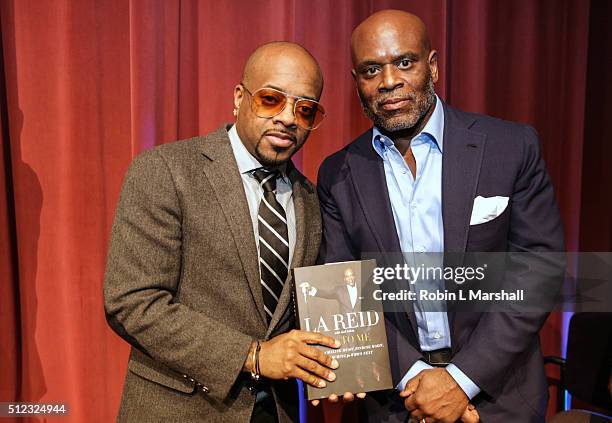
left=287, top=163, right=309, bottom=270
left=441, top=105, right=486, bottom=341
left=199, top=127, right=268, bottom=327
left=441, top=104, right=486, bottom=253
left=347, top=130, right=403, bottom=254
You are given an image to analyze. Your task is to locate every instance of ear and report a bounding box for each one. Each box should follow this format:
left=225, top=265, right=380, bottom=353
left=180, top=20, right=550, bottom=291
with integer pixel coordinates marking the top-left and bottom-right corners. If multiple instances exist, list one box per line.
left=351, top=68, right=357, bottom=81
left=428, top=50, right=439, bottom=83
left=233, top=84, right=245, bottom=111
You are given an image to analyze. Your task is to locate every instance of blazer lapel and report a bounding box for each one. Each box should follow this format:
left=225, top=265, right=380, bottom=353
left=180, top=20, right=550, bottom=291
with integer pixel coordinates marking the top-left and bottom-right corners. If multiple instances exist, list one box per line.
left=441, top=105, right=486, bottom=343
left=287, top=163, right=309, bottom=270
left=441, top=104, right=487, bottom=253
left=347, top=130, right=403, bottom=255
left=199, top=127, right=268, bottom=327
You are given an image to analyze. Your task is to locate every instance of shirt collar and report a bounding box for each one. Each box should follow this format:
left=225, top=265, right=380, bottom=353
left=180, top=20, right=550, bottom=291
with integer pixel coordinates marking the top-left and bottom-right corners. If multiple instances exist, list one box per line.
left=228, top=124, right=288, bottom=180
left=372, top=94, right=444, bottom=157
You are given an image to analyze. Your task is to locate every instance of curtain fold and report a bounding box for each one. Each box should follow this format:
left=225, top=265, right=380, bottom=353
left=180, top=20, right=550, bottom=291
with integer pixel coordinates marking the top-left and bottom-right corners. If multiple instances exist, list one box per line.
left=0, top=19, right=20, bottom=405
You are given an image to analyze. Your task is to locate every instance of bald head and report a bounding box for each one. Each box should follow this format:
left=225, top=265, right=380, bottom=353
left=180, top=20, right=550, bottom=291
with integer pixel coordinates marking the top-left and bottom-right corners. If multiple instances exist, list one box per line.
left=241, top=41, right=323, bottom=97
left=351, top=10, right=431, bottom=66
left=349, top=10, right=438, bottom=135
left=233, top=41, right=325, bottom=168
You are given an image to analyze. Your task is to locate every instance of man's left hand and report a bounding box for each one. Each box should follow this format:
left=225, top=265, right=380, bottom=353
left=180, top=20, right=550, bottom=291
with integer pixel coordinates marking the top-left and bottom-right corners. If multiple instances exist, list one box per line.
left=400, top=368, right=468, bottom=423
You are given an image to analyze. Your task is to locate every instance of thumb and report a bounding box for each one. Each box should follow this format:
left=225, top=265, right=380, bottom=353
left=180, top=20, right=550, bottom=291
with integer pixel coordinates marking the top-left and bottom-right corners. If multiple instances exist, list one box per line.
left=461, top=404, right=479, bottom=423
left=399, top=374, right=422, bottom=398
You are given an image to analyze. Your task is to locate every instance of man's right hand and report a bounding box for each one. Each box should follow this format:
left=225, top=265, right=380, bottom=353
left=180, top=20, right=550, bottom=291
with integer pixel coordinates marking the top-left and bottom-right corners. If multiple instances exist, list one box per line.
left=250, top=329, right=341, bottom=388
left=401, top=371, right=480, bottom=423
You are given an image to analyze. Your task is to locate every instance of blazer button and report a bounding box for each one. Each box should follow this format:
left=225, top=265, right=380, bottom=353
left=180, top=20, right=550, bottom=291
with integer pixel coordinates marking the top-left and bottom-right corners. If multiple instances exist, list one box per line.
left=189, top=378, right=195, bottom=383
left=201, top=386, right=209, bottom=393
left=182, top=374, right=188, bottom=379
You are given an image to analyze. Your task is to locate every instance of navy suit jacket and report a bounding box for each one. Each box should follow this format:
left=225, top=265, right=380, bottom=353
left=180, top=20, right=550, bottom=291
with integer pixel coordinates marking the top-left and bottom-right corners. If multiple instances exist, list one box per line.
left=316, top=102, right=564, bottom=422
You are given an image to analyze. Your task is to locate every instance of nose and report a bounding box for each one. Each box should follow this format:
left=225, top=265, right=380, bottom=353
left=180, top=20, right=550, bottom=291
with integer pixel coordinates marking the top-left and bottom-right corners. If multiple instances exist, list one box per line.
left=379, top=64, right=403, bottom=92
left=272, top=98, right=298, bottom=128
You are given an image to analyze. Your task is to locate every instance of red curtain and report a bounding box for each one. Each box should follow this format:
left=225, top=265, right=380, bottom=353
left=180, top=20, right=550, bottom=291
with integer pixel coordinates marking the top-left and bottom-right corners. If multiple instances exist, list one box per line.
left=0, top=1, right=607, bottom=422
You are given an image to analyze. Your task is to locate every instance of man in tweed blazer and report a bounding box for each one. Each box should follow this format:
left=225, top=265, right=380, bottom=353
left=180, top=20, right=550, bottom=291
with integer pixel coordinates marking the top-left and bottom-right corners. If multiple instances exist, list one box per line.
left=104, top=42, right=339, bottom=423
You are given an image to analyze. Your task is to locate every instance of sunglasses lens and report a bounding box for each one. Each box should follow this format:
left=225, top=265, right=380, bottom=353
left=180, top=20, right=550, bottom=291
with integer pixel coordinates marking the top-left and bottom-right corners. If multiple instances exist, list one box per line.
left=295, top=100, right=325, bottom=130
left=251, top=89, right=287, bottom=117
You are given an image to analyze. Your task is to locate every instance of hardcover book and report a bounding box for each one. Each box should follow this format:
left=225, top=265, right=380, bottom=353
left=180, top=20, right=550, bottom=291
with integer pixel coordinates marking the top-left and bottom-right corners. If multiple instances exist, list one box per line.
left=293, top=259, right=393, bottom=400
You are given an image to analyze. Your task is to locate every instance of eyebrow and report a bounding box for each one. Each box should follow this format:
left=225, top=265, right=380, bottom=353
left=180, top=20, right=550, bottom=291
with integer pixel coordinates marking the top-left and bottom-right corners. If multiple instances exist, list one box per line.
left=263, top=84, right=318, bottom=101
left=357, top=52, right=421, bottom=69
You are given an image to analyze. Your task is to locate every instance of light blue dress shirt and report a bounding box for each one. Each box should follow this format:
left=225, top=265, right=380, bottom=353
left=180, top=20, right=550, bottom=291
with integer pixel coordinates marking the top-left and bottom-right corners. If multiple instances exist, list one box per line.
left=371, top=96, right=480, bottom=399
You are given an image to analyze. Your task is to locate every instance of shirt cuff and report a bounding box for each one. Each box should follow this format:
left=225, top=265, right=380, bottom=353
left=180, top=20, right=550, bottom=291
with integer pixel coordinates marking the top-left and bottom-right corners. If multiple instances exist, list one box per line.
left=396, top=360, right=432, bottom=391
left=446, top=363, right=481, bottom=400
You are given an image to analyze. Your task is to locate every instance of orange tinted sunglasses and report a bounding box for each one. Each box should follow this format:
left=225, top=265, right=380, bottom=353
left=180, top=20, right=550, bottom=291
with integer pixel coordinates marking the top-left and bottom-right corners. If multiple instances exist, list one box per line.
left=241, top=84, right=325, bottom=130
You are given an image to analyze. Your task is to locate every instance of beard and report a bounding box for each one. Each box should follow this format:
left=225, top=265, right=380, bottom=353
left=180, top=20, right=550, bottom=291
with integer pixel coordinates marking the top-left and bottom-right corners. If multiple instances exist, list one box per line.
left=254, top=141, right=292, bottom=167
left=254, top=134, right=302, bottom=167
left=359, top=73, right=436, bottom=133
left=255, top=142, right=286, bottom=167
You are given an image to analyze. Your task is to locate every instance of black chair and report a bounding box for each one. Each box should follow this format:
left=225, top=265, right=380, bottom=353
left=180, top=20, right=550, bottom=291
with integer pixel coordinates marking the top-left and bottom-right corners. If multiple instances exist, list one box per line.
left=545, top=312, right=612, bottom=422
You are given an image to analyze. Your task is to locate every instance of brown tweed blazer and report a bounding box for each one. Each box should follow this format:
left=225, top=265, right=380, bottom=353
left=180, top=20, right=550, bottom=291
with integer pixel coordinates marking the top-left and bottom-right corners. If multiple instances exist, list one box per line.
left=104, top=126, right=322, bottom=422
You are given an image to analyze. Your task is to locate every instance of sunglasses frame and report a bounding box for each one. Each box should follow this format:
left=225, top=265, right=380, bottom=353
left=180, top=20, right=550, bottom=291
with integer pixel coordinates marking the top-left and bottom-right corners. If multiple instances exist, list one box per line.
left=240, top=83, right=326, bottom=130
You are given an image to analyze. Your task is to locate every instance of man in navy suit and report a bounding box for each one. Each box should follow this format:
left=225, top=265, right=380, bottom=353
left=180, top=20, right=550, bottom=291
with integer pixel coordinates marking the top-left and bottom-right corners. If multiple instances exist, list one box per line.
left=317, top=10, right=564, bottom=422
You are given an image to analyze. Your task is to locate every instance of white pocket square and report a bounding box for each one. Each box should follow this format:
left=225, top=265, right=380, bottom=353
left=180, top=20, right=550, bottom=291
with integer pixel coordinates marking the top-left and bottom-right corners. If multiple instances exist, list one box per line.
left=470, top=195, right=509, bottom=225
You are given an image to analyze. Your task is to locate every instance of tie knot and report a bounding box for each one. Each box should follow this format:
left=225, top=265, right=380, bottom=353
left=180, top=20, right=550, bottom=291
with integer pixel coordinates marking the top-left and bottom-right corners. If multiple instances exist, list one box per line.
left=253, top=168, right=280, bottom=192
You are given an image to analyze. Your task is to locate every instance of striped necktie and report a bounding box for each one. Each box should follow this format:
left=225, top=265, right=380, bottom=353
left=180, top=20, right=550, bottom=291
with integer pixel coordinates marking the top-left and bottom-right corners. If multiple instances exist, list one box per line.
left=253, top=168, right=289, bottom=323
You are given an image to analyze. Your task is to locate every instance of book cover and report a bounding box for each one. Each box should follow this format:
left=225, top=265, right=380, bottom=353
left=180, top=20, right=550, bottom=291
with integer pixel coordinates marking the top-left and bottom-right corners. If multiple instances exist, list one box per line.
left=293, top=259, right=393, bottom=400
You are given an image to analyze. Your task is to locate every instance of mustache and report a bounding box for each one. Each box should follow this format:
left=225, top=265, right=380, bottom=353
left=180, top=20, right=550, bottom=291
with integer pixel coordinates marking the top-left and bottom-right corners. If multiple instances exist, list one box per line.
left=375, top=92, right=416, bottom=107
left=263, top=128, right=297, bottom=142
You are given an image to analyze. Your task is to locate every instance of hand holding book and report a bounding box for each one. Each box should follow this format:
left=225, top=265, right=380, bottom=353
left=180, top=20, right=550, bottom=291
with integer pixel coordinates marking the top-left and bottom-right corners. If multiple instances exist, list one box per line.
left=243, top=330, right=341, bottom=389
